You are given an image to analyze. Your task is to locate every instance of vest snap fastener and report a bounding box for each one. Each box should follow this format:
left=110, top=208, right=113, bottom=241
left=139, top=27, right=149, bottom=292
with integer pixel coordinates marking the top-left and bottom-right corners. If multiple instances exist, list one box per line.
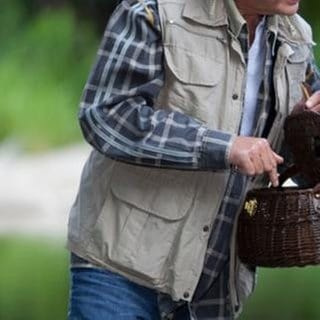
left=315, top=193, right=320, bottom=199
left=183, top=292, right=190, bottom=299
left=232, top=93, right=239, bottom=100
left=203, top=225, right=209, bottom=232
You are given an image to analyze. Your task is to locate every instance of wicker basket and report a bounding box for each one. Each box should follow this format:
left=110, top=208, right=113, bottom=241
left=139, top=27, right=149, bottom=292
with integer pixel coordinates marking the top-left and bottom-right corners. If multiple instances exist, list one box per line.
left=237, top=110, right=320, bottom=267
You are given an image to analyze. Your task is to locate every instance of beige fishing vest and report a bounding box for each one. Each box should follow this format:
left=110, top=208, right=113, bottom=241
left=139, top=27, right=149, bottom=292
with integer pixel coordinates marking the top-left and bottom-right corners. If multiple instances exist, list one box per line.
left=67, top=0, right=313, bottom=316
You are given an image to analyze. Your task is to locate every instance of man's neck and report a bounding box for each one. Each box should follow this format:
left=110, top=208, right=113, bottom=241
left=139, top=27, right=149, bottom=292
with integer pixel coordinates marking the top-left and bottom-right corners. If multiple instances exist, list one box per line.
left=234, top=1, right=263, bottom=45
left=243, top=14, right=263, bottom=45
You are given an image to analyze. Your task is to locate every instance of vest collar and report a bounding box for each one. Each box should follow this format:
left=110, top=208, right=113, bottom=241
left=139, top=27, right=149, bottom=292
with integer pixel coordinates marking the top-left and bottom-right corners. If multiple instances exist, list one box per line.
left=224, top=0, right=246, bottom=38
left=182, top=0, right=247, bottom=38
left=182, top=0, right=228, bottom=28
left=182, top=0, right=312, bottom=45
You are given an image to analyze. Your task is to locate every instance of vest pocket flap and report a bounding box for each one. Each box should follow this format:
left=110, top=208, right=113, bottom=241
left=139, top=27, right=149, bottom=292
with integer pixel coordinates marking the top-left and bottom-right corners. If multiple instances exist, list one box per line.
left=110, top=163, right=195, bottom=221
left=164, top=44, right=222, bottom=86
left=287, top=45, right=309, bottom=63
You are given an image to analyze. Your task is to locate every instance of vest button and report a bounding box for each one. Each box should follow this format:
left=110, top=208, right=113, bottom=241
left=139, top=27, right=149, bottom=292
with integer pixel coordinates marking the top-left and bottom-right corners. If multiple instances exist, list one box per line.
left=232, top=93, right=239, bottom=100
left=203, top=225, right=210, bottom=232
left=183, top=292, right=190, bottom=299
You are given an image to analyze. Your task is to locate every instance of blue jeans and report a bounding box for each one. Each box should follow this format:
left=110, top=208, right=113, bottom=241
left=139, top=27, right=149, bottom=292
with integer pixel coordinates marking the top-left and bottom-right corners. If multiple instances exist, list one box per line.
left=68, top=267, right=161, bottom=319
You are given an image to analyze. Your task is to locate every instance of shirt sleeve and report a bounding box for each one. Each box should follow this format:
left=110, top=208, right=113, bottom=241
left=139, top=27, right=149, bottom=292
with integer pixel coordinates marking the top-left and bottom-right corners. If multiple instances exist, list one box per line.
left=78, top=0, right=234, bottom=171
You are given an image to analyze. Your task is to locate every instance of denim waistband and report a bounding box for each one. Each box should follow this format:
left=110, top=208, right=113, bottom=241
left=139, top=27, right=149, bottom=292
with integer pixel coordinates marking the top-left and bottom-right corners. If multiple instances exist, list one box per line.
left=69, top=252, right=189, bottom=319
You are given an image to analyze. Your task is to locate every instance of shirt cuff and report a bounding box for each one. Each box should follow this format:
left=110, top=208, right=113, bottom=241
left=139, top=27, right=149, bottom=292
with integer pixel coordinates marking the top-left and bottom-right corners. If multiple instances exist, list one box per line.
left=200, top=128, right=236, bottom=170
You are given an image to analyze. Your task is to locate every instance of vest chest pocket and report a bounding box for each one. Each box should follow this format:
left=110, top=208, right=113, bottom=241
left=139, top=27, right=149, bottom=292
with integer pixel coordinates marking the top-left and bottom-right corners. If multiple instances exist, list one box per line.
left=285, top=45, right=309, bottom=110
left=161, top=44, right=225, bottom=123
left=158, top=21, right=227, bottom=123
left=92, top=162, right=197, bottom=279
left=164, top=45, right=223, bottom=86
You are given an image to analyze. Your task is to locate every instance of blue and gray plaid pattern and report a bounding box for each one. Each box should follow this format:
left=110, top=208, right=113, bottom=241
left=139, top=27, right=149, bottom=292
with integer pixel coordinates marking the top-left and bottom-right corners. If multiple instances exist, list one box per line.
left=75, top=1, right=319, bottom=319
left=79, top=0, right=232, bottom=171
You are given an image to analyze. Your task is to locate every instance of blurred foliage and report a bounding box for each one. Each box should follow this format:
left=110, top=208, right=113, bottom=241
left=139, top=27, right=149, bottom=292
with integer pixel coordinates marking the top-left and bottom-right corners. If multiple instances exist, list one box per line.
left=241, top=266, right=320, bottom=320
left=301, top=2, right=320, bottom=64
left=0, top=2, right=98, bottom=150
left=300, top=1, right=318, bottom=27
left=2, top=0, right=117, bottom=33
left=0, top=0, right=320, bottom=150
left=0, top=238, right=68, bottom=320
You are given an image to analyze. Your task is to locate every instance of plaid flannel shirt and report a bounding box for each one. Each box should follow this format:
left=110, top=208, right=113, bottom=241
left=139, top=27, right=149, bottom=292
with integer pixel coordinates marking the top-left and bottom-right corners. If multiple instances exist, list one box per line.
left=76, top=0, right=320, bottom=319
left=79, top=0, right=232, bottom=171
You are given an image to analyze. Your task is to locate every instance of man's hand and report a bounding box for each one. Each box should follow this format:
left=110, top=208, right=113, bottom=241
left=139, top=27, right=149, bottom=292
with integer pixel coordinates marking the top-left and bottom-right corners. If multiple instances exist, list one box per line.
left=229, top=137, right=284, bottom=187
left=305, top=90, right=320, bottom=112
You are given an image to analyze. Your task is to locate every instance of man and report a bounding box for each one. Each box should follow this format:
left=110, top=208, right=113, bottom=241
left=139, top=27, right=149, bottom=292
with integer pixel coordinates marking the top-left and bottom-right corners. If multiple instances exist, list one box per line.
left=67, top=0, right=320, bottom=319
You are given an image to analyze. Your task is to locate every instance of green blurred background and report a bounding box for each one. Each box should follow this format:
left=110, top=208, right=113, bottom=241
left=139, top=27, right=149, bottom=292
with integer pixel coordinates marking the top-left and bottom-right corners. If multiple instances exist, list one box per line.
left=1, top=1, right=320, bottom=319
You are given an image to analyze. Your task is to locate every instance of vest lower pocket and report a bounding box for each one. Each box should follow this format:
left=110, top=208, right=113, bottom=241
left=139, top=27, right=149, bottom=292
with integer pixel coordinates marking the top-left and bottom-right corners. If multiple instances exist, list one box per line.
left=88, top=162, right=197, bottom=280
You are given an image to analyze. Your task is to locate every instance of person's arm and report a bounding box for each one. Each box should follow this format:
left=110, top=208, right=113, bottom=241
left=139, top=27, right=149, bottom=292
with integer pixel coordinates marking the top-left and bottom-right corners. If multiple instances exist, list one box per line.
left=286, top=52, right=320, bottom=186
left=78, top=0, right=233, bottom=171
left=79, top=0, right=283, bottom=185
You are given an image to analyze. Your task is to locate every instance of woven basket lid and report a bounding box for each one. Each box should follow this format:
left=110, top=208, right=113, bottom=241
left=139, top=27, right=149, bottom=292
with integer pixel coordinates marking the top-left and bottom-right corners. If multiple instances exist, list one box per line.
left=284, top=110, right=320, bottom=186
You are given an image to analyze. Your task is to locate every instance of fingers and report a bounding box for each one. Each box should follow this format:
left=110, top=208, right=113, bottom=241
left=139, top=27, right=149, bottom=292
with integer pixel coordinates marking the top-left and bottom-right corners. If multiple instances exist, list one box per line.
left=259, top=143, right=281, bottom=186
left=264, top=149, right=283, bottom=187
left=310, top=104, right=320, bottom=112
left=229, top=136, right=283, bottom=185
left=249, top=152, right=264, bottom=175
left=252, top=139, right=280, bottom=174
left=261, top=142, right=277, bottom=171
left=268, top=168, right=280, bottom=187
left=259, top=143, right=279, bottom=186
left=305, top=91, right=320, bottom=112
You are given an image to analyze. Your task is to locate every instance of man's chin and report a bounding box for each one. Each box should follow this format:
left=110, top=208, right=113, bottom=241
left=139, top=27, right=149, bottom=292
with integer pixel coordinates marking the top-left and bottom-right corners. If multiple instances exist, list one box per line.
left=279, top=3, right=300, bottom=16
